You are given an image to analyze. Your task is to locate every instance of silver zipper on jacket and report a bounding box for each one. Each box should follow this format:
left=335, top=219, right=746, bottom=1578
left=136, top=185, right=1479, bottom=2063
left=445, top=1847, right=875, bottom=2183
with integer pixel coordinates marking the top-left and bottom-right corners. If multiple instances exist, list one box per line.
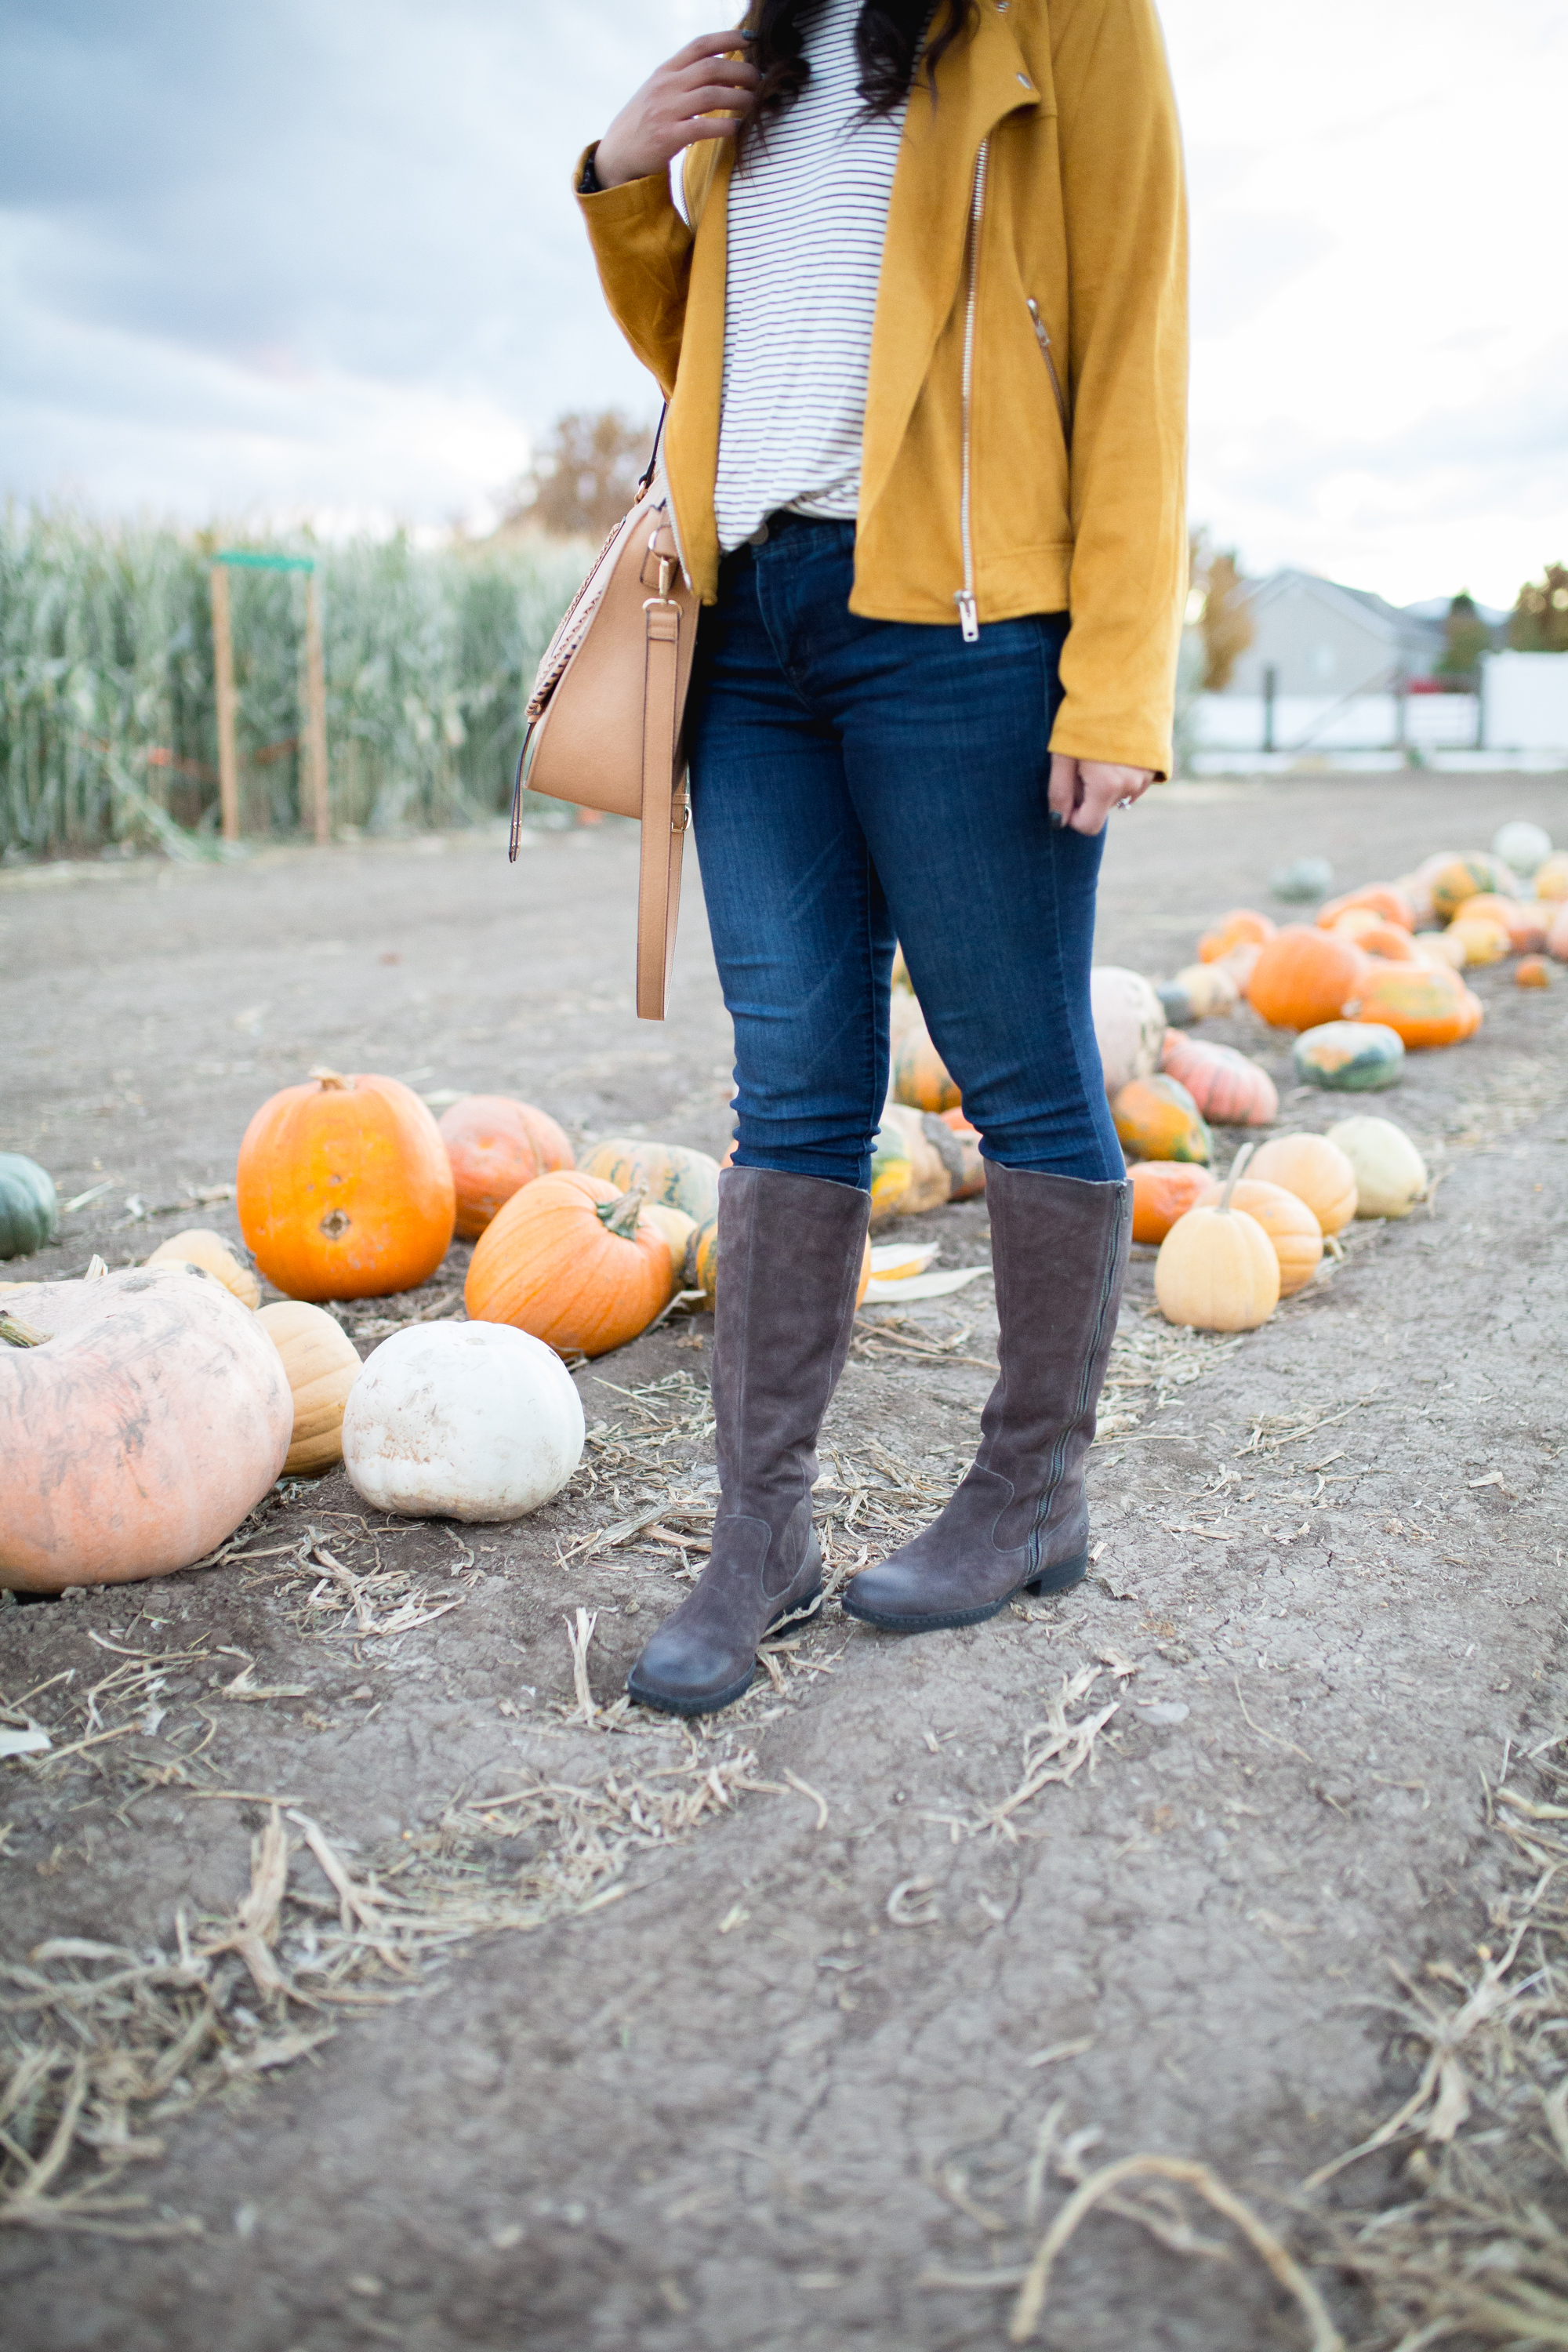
left=1026, top=296, right=1072, bottom=448
left=953, top=137, right=989, bottom=644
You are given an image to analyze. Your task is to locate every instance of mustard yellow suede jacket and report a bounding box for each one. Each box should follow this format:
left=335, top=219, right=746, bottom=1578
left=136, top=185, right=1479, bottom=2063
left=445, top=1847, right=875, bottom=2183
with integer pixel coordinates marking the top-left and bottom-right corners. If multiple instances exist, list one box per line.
left=576, top=0, right=1187, bottom=778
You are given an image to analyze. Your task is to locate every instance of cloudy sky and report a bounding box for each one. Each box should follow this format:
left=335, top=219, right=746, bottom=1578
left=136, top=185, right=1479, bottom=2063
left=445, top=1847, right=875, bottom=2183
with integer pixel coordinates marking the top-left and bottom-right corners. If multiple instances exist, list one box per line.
left=2, top=0, right=1563, bottom=606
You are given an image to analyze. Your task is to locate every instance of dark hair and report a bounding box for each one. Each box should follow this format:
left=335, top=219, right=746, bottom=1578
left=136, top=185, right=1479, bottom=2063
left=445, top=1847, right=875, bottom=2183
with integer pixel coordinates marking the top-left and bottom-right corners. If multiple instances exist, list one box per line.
left=736, top=2, right=978, bottom=155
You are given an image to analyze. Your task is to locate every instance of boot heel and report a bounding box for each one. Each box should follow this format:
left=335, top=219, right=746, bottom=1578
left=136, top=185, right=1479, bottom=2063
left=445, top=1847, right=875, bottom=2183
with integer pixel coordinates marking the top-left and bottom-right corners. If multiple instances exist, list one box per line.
left=1023, top=1548, right=1088, bottom=1598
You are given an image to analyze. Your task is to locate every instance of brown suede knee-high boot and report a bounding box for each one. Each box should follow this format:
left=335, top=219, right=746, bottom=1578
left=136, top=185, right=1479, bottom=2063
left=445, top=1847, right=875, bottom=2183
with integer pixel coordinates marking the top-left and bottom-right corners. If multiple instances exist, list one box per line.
left=626, top=1166, right=871, bottom=1715
left=841, top=1163, right=1131, bottom=1633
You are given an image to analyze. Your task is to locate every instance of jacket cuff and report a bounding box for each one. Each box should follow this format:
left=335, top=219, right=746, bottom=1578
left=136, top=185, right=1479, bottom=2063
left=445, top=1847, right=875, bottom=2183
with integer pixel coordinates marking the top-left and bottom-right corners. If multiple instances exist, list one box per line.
left=1047, top=714, right=1171, bottom=785
left=572, top=146, right=681, bottom=227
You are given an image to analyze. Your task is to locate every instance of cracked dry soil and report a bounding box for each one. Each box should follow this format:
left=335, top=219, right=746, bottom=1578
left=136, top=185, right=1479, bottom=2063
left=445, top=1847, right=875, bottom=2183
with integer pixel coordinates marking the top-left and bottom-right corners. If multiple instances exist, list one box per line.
left=2, top=771, right=1566, bottom=2351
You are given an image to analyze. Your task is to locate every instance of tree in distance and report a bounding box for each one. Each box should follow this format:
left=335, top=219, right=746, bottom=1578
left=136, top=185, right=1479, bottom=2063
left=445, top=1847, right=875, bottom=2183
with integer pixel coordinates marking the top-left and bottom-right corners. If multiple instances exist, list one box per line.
left=504, top=412, right=657, bottom=543
left=1189, top=534, right=1254, bottom=692
left=1510, top=562, right=1568, bottom=654
left=1435, top=590, right=1494, bottom=682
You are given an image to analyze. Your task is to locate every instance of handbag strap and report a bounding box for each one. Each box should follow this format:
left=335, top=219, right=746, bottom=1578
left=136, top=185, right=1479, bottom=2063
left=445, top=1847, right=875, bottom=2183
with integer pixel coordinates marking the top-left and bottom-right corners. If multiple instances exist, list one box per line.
left=635, top=583, right=688, bottom=1019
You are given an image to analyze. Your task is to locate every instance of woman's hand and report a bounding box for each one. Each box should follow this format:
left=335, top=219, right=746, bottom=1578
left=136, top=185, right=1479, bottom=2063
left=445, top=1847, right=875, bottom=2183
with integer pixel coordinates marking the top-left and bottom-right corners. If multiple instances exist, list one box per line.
left=594, top=31, right=761, bottom=188
left=1048, top=755, right=1156, bottom=837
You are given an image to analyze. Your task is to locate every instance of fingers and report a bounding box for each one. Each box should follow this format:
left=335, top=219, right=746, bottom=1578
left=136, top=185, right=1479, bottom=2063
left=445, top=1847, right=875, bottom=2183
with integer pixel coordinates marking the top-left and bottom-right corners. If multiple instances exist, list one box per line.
left=1066, top=764, right=1155, bottom=835
left=1047, top=751, right=1080, bottom=825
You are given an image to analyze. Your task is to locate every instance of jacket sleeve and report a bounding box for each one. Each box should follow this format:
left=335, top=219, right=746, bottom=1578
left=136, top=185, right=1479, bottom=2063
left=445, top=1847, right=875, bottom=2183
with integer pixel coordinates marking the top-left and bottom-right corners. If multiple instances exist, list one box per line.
left=1047, top=0, right=1189, bottom=779
left=573, top=147, right=694, bottom=401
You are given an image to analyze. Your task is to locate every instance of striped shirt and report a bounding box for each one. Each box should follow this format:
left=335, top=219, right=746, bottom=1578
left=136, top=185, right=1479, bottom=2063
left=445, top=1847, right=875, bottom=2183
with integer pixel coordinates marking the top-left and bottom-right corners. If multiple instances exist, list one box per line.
left=713, top=0, right=909, bottom=554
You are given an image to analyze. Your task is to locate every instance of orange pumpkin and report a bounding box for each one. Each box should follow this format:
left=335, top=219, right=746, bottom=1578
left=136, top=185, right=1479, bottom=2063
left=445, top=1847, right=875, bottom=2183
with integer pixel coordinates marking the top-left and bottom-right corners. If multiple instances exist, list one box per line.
left=888, top=1000, right=962, bottom=1113
left=1457, top=985, right=1484, bottom=1039
left=1517, top=955, right=1552, bottom=989
left=1130, top=1161, right=1210, bottom=1244
left=465, top=1171, right=673, bottom=1358
left=1349, top=922, right=1420, bottom=964
left=438, top=1095, right=574, bottom=1240
left=1247, top=926, right=1365, bottom=1032
left=1193, top=1175, right=1322, bottom=1297
left=0, top=1265, right=292, bottom=1591
left=1198, top=909, right=1275, bottom=962
left=1111, top=1076, right=1211, bottom=1164
left=1345, top=960, right=1468, bottom=1049
left=1317, top=885, right=1414, bottom=933
left=238, top=1070, right=456, bottom=1302
left=1246, top=1134, right=1358, bottom=1234
left=1550, top=903, right=1568, bottom=963
left=1159, top=1033, right=1278, bottom=1127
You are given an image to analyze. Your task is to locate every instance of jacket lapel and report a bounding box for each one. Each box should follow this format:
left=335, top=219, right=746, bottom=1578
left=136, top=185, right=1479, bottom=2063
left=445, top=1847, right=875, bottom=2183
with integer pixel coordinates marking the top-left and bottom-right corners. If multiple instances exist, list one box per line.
left=859, top=8, right=1042, bottom=524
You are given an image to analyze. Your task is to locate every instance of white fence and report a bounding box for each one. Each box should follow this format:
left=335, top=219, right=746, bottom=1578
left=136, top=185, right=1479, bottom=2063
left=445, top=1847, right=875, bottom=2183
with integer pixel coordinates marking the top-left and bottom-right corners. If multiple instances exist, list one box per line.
left=1192, top=653, right=1568, bottom=764
left=1483, top=652, right=1568, bottom=751
left=1192, top=691, right=1477, bottom=755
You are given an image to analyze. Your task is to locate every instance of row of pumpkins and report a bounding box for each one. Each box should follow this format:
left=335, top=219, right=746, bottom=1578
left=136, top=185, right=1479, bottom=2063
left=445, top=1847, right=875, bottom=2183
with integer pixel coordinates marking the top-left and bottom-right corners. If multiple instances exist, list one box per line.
left=1105, top=825, right=1566, bottom=1338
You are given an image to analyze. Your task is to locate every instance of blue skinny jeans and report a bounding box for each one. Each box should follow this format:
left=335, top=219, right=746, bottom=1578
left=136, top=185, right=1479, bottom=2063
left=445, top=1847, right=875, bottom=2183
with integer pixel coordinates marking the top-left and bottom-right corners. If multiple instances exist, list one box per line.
left=686, top=514, right=1125, bottom=1192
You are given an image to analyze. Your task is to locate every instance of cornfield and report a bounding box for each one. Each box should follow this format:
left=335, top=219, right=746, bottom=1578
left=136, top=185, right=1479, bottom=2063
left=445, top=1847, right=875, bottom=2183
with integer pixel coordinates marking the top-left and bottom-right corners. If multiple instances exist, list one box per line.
left=0, top=505, right=586, bottom=859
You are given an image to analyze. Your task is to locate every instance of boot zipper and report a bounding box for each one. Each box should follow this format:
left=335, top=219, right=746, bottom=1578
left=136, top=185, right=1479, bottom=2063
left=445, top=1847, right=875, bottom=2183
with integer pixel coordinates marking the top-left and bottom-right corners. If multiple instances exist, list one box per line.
left=1025, top=296, right=1072, bottom=448
left=953, top=136, right=989, bottom=644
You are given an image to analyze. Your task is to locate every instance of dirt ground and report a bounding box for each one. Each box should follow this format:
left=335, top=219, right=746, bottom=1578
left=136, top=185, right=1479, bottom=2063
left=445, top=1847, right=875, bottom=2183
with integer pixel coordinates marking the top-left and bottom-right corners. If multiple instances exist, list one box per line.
left=2, top=770, right=1567, bottom=2352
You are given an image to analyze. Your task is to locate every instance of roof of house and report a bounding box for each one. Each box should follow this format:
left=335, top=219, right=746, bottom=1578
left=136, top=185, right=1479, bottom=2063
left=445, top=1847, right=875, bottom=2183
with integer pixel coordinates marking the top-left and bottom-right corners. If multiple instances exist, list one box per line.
left=1240, top=568, right=1445, bottom=648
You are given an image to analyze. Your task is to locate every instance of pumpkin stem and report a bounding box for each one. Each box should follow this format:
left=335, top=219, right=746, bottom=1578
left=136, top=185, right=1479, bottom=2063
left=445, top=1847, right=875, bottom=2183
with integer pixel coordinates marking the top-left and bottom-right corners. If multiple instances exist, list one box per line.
left=598, top=1185, right=648, bottom=1240
left=309, top=1066, right=351, bottom=1091
left=1218, top=1142, right=1258, bottom=1214
left=0, top=1311, right=47, bottom=1349
left=85, top=1254, right=107, bottom=1279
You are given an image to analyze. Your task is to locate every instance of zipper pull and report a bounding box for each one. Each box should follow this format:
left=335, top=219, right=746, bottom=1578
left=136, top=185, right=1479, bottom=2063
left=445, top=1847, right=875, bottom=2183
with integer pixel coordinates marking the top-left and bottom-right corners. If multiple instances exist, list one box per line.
left=954, top=589, right=979, bottom=644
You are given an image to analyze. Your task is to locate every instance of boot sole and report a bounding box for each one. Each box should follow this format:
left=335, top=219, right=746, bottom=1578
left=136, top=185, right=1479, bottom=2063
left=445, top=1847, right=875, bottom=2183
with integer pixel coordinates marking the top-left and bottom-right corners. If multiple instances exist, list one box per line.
left=840, top=1550, right=1087, bottom=1635
left=625, top=1586, right=824, bottom=1718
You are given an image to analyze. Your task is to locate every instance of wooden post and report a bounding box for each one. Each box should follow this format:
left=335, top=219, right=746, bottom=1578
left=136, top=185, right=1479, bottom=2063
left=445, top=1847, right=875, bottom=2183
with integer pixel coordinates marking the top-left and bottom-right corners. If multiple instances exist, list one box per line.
left=209, top=564, right=240, bottom=840
left=303, top=572, right=330, bottom=844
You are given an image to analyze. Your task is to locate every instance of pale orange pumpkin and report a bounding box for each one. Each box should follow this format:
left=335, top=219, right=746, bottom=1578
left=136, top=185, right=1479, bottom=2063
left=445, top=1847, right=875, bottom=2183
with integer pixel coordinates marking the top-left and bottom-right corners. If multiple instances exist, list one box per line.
left=1550, top=903, right=1568, bottom=963
left=238, top=1069, right=456, bottom=1301
left=1198, top=909, right=1275, bottom=962
left=1348, top=922, right=1420, bottom=964
left=1246, top=1133, right=1358, bottom=1234
left=146, top=1227, right=261, bottom=1309
left=1456, top=985, right=1484, bottom=1039
left=1329, top=907, right=1385, bottom=945
left=1154, top=1151, right=1280, bottom=1332
left=0, top=1265, right=292, bottom=1591
left=465, top=1171, right=673, bottom=1358
left=1247, top=927, right=1365, bottom=1032
left=1130, top=1161, right=1210, bottom=1244
left=1517, top=955, right=1552, bottom=989
left=438, top=1095, right=574, bottom=1240
left=256, top=1299, right=361, bottom=1475
left=1317, top=885, right=1414, bottom=933
left=1193, top=1175, right=1322, bottom=1297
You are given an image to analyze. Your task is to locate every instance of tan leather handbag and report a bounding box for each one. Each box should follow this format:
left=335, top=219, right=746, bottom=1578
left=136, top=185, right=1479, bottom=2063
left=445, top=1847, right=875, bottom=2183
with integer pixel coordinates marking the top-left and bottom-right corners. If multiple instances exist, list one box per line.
left=510, top=426, right=699, bottom=1019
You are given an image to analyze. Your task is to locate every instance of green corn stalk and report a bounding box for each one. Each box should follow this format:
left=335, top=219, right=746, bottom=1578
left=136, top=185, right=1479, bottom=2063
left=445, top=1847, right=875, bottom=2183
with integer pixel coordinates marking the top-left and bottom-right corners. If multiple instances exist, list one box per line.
left=0, top=503, right=585, bottom=858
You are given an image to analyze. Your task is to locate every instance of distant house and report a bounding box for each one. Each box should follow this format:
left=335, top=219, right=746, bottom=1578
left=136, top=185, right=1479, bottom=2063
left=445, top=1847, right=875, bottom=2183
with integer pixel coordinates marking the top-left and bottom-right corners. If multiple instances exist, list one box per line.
left=1224, top=570, right=1447, bottom=698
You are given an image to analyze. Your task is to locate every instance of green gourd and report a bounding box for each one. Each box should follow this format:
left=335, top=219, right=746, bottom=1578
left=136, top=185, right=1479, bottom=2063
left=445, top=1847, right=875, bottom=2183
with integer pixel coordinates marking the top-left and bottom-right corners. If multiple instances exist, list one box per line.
left=0, top=1155, right=59, bottom=1261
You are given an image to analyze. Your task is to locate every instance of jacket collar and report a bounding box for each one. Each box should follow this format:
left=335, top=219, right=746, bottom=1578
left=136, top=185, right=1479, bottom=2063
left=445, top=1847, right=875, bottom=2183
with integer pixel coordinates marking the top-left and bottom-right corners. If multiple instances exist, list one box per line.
left=860, top=5, right=1043, bottom=521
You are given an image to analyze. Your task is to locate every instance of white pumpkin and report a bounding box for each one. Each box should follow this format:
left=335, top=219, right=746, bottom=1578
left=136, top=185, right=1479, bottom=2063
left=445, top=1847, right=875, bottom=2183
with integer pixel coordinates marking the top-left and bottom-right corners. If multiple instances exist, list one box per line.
left=1091, top=967, right=1167, bottom=1097
left=1493, top=819, right=1552, bottom=880
left=1326, top=1116, right=1428, bottom=1220
left=342, top=1320, right=585, bottom=1522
